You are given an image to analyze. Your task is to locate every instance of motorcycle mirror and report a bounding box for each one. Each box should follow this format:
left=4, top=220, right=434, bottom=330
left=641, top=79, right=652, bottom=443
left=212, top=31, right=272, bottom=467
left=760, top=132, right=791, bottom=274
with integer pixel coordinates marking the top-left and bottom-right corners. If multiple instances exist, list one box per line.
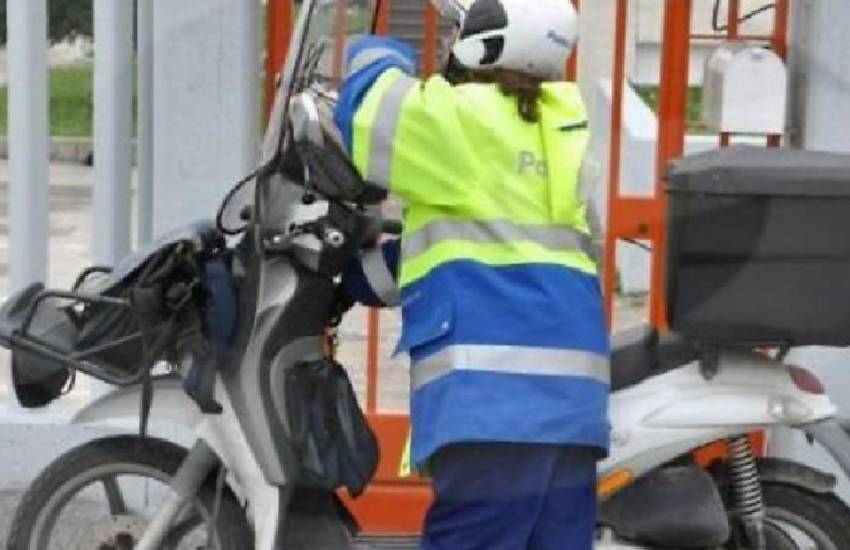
left=290, top=93, right=325, bottom=147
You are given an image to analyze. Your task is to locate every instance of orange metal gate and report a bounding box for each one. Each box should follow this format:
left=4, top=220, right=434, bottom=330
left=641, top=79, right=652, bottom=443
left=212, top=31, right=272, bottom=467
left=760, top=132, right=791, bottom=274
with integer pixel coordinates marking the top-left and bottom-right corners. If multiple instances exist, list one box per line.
left=605, top=0, right=790, bottom=333
left=264, top=0, right=791, bottom=534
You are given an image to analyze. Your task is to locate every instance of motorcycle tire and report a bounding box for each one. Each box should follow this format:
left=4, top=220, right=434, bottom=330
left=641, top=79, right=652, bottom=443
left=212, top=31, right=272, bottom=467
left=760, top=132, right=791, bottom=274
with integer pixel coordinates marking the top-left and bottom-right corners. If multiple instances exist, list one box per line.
left=752, top=483, right=850, bottom=550
left=7, top=435, right=251, bottom=550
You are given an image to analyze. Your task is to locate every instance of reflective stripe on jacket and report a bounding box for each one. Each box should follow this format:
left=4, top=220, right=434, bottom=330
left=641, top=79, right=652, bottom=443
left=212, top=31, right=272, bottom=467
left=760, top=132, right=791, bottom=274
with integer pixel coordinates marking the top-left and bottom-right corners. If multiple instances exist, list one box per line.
left=336, top=36, right=610, bottom=467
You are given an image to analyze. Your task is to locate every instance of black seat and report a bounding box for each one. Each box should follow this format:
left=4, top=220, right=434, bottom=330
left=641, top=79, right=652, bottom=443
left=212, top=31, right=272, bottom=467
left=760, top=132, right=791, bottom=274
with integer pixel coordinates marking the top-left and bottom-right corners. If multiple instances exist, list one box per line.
left=611, top=325, right=699, bottom=392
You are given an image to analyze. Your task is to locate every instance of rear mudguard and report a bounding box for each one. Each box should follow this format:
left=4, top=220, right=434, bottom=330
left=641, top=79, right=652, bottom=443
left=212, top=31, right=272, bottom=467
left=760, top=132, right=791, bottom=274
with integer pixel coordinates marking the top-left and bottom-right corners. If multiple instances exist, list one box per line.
left=72, top=375, right=203, bottom=430
left=755, top=457, right=837, bottom=494
left=602, top=352, right=838, bottom=479
left=803, top=418, right=850, bottom=485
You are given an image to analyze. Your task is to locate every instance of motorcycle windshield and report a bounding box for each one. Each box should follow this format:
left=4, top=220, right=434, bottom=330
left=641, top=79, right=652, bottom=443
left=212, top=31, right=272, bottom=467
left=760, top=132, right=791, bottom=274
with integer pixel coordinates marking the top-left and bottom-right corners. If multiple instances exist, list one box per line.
left=212, top=0, right=384, bottom=484
left=218, top=0, right=378, bottom=235
left=261, top=0, right=378, bottom=164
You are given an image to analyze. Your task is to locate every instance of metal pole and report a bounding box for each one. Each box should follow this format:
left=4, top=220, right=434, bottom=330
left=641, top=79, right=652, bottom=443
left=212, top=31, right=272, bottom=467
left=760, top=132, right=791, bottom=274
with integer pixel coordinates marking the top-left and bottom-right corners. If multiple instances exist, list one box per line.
left=364, top=0, right=393, bottom=411
left=422, top=3, right=439, bottom=76
left=566, top=0, right=581, bottom=82
left=366, top=309, right=380, bottom=413
left=136, top=0, right=155, bottom=247
left=376, top=0, right=392, bottom=35
left=767, top=0, right=790, bottom=148
left=651, top=0, right=692, bottom=329
left=721, top=0, right=740, bottom=148
left=93, top=0, right=134, bottom=265
left=604, top=0, right=629, bottom=326
left=265, top=0, right=294, bottom=121
left=7, top=0, right=50, bottom=292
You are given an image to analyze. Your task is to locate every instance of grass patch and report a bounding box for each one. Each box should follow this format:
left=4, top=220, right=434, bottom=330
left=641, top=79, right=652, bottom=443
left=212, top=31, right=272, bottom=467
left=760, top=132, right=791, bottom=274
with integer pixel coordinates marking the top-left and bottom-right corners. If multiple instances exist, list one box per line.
left=634, top=85, right=712, bottom=135
left=0, top=62, right=94, bottom=137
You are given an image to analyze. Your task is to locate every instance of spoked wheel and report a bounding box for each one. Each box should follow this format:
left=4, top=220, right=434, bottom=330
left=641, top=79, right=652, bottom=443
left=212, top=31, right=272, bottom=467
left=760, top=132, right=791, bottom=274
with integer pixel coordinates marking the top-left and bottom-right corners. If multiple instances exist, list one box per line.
left=7, top=436, right=251, bottom=550
left=729, top=483, right=850, bottom=550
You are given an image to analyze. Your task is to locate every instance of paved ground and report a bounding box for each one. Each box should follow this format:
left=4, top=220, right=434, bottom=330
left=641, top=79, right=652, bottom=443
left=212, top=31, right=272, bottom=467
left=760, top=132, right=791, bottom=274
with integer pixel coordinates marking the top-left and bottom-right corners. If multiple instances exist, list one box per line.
left=0, top=161, right=647, bottom=545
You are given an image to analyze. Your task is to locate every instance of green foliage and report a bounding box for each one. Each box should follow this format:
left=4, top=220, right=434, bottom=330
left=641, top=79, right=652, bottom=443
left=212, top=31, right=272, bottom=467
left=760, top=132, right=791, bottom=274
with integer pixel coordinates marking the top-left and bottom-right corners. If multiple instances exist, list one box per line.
left=634, top=85, right=710, bottom=134
left=0, top=63, right=94, bottom=137
left=47, top=63, right=94, bottom=136
left=0, top=0, right=94, bottom=45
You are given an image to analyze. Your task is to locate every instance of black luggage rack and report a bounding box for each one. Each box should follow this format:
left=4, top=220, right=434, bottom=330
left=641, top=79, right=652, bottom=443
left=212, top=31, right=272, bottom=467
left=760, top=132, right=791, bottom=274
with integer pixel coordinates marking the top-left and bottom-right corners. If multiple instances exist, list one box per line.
left=0, top=240, right=206, bottom=408
left=5, top=290, right=175, bottom=388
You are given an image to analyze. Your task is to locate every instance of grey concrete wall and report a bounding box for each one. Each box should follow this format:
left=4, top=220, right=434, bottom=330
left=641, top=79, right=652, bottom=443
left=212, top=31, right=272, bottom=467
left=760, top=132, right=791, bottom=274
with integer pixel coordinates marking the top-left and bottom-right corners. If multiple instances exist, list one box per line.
left=151, top=0, right=260, bottom=237
left=770, top=0, right=850, bottom=505
left=787, top=0, right=850, bottom=152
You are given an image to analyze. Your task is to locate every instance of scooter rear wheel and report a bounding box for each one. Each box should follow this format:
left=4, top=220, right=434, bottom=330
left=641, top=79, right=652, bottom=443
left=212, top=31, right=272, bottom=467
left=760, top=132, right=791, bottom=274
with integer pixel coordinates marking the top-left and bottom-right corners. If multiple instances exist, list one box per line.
left=7, top=435, right=251, bottom=550
left=755, top=483, right=850, bottom=550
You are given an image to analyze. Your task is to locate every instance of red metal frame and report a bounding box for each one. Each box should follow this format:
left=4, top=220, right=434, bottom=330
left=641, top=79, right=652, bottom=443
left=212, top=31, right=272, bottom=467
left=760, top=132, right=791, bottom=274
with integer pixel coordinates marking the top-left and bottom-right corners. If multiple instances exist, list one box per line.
left=332, top=0, right=350, bottom=81
left=265, top=0, right=294, bottom=119
left=605, top=0, right=692, bottom=329
left=650, top=0, right=691, bottom=329
left=422, top=3, right=440, bottom=75
left=605, top=0, right=791, bottom=326
left=603, top=0, right=631, bottom=325
left=566, top=0, right=580, bottom=82
left=375, top=0, right=392, bottom=35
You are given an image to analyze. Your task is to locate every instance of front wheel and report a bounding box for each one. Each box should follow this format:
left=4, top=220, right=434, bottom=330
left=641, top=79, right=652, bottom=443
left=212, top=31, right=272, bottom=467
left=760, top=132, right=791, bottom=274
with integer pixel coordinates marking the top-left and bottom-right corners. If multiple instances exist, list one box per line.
left=750, top=483, right=850, bottom=550
left=7, top=435, right=251, bottom=550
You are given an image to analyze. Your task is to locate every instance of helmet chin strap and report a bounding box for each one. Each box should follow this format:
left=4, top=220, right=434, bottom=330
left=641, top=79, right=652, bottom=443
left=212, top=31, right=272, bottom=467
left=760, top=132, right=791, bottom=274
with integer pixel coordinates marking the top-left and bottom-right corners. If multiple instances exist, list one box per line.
left=443, top=53, right=471, bottom=85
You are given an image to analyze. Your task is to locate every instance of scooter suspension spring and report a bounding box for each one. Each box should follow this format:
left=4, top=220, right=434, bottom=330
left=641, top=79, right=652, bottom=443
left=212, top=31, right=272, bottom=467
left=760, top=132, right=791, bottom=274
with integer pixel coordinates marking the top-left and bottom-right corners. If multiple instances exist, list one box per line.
left=727, top=436, right=764, bottom=520
left=727, top=436, right=767, bottom=549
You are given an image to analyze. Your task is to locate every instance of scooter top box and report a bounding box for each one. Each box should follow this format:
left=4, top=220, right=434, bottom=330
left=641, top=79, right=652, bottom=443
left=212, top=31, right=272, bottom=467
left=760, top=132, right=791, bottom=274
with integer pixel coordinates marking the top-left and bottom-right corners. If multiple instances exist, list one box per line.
left=665, top=145, right=850, bottom=348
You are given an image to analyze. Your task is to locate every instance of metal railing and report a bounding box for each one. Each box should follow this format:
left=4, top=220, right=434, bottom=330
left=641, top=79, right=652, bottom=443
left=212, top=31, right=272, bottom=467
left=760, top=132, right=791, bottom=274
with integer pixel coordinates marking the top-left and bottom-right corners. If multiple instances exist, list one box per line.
left=6, top=0, right=151, bottom=294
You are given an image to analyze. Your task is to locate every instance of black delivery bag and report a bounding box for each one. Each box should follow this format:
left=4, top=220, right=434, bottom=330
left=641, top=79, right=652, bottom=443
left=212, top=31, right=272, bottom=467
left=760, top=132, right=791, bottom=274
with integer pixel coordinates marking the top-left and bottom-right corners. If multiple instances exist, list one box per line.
left=665, top=145, right=850, bottom=347
left=0, top=221, right=221, bottom=407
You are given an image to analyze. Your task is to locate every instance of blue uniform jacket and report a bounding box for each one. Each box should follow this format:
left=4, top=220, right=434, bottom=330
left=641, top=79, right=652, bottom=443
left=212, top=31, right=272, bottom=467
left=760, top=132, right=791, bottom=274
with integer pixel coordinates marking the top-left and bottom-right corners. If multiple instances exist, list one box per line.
left=338, top=36, right=610, bottom=467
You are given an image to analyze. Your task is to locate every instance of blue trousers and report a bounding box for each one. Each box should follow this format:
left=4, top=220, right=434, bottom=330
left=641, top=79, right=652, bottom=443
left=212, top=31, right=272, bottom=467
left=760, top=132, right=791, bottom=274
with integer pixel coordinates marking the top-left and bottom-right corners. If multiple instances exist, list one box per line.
left=422, top=443, right=598, bottom=550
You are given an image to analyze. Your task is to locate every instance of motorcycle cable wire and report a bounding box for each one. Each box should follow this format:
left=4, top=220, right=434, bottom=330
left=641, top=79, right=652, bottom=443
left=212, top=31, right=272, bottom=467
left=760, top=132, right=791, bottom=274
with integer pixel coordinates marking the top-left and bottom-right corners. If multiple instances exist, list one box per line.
left=215, top=166, right=262, bottom=236
left=711, top=0, right=776, bottom=32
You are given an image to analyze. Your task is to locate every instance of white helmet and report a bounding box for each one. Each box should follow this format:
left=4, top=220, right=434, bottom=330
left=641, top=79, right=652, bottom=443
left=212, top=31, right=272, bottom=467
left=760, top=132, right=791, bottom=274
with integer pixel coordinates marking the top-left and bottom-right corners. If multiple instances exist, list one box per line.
left=444, top=0, right=579, bottom=80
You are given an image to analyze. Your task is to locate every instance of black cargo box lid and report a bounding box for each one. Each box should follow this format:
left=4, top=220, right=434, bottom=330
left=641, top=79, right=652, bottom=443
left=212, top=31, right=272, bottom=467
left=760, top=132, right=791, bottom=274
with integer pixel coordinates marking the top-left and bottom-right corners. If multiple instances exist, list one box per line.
left=665, top=145, right=850, bottom=197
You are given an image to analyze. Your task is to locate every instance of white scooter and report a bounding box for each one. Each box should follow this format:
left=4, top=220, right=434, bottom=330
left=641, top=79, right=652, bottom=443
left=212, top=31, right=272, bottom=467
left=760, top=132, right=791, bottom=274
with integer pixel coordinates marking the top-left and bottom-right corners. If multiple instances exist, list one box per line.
left=10, top=316, right=850, bottom=548
left=6, top=1, right=850, bottom=549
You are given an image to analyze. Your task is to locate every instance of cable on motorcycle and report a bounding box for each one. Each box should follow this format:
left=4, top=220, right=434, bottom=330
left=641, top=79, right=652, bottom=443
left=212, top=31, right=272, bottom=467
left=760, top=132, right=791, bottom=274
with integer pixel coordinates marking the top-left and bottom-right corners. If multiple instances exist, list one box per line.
left=624, top=238, right=653, bottom=252
left=215, top=166, right=262, bottom=236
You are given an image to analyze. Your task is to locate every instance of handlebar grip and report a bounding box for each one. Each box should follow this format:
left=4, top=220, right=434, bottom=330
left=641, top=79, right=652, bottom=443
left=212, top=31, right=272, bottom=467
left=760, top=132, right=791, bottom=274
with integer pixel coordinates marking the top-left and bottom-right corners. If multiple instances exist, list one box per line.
left=382, top=220, right=403, bottom=235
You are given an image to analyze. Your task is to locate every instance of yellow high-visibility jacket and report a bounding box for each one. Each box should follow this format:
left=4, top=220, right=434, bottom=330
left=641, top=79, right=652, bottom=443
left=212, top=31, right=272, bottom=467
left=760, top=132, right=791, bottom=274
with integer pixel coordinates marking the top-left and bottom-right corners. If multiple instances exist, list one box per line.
left=336, top=36, right=610, bottom=468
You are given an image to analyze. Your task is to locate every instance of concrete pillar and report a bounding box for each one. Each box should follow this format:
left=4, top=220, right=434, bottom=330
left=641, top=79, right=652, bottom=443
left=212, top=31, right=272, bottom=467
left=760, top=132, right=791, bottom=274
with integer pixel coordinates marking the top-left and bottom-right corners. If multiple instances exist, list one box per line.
left=137, top=0, right=156, bottom=247
left=93, top=0, right=135, bottom=265
left=6, top=0, right=50, bottom=292
left=787, top=0, right=850, bottom=152
left=151, top=0, right=260, bottom=237
left=771, top=0, right=850, bottom=505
